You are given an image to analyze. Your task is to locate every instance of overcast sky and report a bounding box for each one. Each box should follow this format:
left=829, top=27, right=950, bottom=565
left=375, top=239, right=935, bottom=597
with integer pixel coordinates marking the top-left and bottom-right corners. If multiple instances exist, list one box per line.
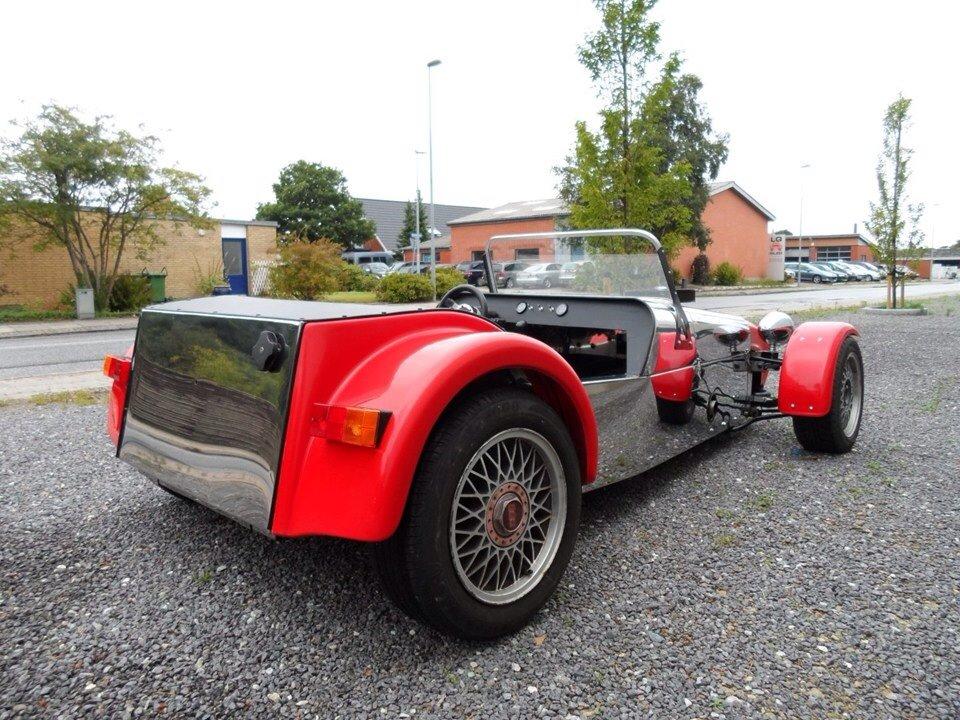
left=2, top=0, right=956, bottom=245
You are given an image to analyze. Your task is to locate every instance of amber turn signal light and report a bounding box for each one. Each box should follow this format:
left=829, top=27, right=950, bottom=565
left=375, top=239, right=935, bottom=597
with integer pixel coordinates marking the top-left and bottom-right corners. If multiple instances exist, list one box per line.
left=102, top=354, right=130, bottom=381
left=311, top=404, right=390, bottom=448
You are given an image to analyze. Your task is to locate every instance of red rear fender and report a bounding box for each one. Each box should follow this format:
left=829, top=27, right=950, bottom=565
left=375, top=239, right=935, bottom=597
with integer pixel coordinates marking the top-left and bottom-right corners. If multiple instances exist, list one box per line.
left=271, top=314, right=597, bottom=540
left=778, top=322, right=858, bottom=417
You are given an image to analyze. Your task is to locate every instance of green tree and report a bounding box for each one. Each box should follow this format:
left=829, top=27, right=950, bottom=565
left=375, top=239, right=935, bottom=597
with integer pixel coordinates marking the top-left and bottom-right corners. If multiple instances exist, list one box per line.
left=0, top=104, right=210, bottom=309
left=640, top=54, right=728, bottom=251
left=559, top=0, right=727, bottom=259
left=396, top=191, right=429, bottom=255
left=865, top=95, right=924, bottom=308
left=256, top=161, right=375, bottom=248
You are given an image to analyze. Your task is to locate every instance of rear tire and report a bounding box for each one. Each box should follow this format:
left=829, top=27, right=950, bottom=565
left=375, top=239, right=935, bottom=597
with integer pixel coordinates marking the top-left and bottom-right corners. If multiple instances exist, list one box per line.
left=543, top=279, right=552, bottom=288
left=792, top=336, right=863, bottom=453
left=373, top=387, right=581, bottom=640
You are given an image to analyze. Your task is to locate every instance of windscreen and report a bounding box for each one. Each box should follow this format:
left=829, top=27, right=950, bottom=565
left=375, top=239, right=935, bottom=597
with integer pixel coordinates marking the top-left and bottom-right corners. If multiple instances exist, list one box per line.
left=486, top=234, right=672, bottom=301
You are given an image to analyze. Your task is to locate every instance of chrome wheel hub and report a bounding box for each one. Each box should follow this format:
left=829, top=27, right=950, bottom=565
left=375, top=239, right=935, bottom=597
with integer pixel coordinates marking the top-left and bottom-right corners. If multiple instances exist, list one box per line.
left=450, top=429, right=566, bottom=605
left=838, top=355, right=862, bottom=437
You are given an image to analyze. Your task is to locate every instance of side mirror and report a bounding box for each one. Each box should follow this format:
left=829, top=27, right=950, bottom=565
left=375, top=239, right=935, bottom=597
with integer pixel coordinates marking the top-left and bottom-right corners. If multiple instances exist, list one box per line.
left=676, top=288, right=696, bottom=303
left=758, top=311, right=795, bottom=345
left=712, top=324, right=750, bottom=349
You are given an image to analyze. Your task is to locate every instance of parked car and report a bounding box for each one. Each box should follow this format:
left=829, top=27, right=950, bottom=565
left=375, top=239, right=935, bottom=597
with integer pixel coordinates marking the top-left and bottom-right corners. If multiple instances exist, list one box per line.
left=812, top=262, right=851, bottom=281
left=894, top=264, right=919, bottom=279
left=499, top=261, right=531, bottom=288
left=361, top=262, right=391, bottom=278
left=465, top=261, right=503, bottom=287
left=102, top=227, right=864, bottom=640
left=786, top=262, right=839, bottom=283
left=828, top=261, right=875, bottom=281
left=559, top=261, right=588, bottom=286
left=516, top=262, right=563, bottom=288
left=849, top=261, right=887, bottom=279
left=342, top=250, right=394, bottom=267
left=389, top=261, right=433, bottom=275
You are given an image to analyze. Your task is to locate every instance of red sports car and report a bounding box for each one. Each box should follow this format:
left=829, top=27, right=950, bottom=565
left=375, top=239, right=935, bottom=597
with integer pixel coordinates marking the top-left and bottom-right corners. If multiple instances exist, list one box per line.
left=103, top=229, right=864, bottom=639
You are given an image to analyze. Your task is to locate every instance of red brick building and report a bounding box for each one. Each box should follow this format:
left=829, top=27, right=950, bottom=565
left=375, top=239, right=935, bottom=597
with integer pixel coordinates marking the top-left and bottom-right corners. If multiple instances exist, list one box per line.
left=783, top=233, right=876, bottom=263
left=431, top=182, right=775, bottom=280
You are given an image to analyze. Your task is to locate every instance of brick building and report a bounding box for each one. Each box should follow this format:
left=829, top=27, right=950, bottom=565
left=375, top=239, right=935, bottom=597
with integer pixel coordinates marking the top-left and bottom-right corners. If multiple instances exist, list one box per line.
left=432, top=182, right=775, bottom=280
left=0, top=214, right=277, bottom=307
left=783, top=233, right=876, bottom=263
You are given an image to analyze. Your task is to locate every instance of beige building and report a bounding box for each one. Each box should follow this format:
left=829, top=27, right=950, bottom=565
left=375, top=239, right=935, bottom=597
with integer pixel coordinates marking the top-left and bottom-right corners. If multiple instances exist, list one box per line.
left=0, top=214, right=277, bottom=307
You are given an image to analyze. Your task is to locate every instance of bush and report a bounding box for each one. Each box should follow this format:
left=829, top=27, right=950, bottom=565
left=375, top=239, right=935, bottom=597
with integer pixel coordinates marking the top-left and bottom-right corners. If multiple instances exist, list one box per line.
left=338, top=263, right=380, bottom=292
left=193, top=257, right=224, bottom=296
left=108, top=273, right=153, bottom=311
left=268, top=239, right=343, bottom=299
left=713, top=261, right=743, bottom=286
left=375, top=273, right=433, bottom=303
left=435, top=266, right=467, bottom=296
left=691, top=253, right=711, bottom=285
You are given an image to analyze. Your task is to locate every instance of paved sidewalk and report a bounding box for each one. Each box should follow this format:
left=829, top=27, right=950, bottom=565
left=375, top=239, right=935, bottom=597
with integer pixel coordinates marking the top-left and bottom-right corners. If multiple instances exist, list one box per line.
left=0, top=370, right=110, bottom=401
left=0, top=316, right=139, bottom=340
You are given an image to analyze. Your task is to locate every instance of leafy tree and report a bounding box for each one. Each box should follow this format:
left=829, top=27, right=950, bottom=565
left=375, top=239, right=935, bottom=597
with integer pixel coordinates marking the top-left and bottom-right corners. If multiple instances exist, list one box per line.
left=865, top=95, right=924, bottom=308
left=0, top=104, right=210, bottom=309
left=559, top=0, right=727, bottom=259
left=640, top=54, right=728, bottom=251
left=396, top=191, right=429, bottom=254
left=256, top=161, right=375, bottom=248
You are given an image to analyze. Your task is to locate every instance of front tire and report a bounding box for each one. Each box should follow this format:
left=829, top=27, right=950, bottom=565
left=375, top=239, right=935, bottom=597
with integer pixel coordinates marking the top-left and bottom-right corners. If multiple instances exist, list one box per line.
left=373, top=388, right=581, bottom=639
left=542, top=278, right=552, bottom=288
left=792, top=336, right=864, bottom=453
left=812, top=275, right=822, bottom=284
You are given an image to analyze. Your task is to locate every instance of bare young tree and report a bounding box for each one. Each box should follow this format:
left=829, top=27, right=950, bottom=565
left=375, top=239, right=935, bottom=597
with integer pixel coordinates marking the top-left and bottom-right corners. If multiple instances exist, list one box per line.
left=865, top=95, right=924, bottom=308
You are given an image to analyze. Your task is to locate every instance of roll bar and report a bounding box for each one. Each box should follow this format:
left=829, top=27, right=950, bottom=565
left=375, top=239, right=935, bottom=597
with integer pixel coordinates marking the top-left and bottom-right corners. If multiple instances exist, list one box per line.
left=482, top=228, right=690, bottom=340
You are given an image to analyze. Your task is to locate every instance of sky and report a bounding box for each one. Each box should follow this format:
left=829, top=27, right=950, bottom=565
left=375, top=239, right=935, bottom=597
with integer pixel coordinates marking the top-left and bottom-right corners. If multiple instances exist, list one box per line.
left=2, top=0, right=957, bottom=245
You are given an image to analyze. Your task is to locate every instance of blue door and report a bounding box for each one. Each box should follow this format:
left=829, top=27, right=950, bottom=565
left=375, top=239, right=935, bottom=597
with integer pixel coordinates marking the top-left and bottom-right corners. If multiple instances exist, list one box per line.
left=222, top=237, right=248, bottom=294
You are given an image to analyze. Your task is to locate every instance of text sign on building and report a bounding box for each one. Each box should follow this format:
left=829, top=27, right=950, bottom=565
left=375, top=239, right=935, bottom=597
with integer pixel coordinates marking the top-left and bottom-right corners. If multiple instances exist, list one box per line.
left=767, top=234, right=785, bottom=280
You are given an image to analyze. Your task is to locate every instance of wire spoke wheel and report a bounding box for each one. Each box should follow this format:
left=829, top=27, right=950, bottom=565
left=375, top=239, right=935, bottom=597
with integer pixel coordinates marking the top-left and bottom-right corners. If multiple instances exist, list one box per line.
left=450, top=428, right=566, bottom=605
left=838, top=354, right=862, bottom=437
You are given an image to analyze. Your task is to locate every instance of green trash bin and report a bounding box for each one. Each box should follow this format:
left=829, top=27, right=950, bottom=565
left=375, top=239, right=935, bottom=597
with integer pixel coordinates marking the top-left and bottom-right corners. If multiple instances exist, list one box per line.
left=142, top=267, right=167, bottom=303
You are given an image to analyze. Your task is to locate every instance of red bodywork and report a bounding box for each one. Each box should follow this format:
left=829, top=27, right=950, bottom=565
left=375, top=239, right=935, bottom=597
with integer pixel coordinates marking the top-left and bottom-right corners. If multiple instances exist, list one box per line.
left=650, top=332, right=697, bottom=401
left=104, top=346, right=134, bottom=446
left=267, top=311, right=597, bottom=541
left=778, top=322, right=858, bottom=417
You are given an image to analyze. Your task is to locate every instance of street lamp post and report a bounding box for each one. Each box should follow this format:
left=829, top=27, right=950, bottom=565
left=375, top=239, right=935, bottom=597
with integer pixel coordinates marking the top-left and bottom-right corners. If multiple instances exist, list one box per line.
left=413, top=150, right=426, bottom=273
left=427, top=59, right=441, bottom=300
left=797, top=163, right=811, bottom=286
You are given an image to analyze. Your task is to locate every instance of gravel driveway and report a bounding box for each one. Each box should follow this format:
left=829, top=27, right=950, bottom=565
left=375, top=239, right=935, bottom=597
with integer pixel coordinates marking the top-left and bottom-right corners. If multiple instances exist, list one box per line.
left=2, top=302, right=958, bottom=719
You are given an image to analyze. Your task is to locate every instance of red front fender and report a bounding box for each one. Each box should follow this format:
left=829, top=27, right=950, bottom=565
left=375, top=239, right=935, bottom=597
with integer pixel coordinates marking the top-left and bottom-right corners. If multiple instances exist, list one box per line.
left=778, top=321, right=859, bottom=417
left=270, top=313, right=597, bottom=540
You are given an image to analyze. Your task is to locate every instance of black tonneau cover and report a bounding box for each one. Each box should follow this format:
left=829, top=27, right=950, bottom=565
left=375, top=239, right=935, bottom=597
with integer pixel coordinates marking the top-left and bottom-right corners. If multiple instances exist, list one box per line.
left=147, top=295, right=413, bottom=322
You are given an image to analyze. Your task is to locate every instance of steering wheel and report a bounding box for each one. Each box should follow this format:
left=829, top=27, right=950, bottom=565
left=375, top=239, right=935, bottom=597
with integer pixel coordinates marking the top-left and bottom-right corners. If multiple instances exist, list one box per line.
left=438, top=284, right=488, bottom=316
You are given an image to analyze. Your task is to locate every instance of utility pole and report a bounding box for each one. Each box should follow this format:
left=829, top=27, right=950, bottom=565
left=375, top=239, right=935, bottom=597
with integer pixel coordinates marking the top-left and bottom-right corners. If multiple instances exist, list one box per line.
left=427, top=59, right=441, bottom=300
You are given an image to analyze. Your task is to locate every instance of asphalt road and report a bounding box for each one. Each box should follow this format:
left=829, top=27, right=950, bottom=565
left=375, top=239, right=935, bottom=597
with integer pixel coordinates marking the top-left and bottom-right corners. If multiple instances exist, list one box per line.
left=1, top=281, right=958, bottom=383
left=0, top=329, right=135, bottom=381
left=1, top=297, right=958, bottom=718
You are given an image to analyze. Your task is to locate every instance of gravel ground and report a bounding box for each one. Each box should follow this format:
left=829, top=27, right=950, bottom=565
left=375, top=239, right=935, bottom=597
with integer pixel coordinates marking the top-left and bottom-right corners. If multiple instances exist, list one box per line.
left=1, top=301, right=958, bottom=719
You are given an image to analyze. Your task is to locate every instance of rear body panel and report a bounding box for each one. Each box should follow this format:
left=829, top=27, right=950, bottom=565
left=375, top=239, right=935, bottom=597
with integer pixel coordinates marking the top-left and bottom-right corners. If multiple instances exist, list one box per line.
left=120, top=310, right=301, bottom=532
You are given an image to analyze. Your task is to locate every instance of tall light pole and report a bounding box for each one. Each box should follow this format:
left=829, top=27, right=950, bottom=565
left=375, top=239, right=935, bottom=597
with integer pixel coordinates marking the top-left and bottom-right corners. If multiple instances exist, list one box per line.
left=414, top=150, right=426, bottom=272
left=427, top=59, right=442, bottom=300
left=797, top=163, right=812, bottom=286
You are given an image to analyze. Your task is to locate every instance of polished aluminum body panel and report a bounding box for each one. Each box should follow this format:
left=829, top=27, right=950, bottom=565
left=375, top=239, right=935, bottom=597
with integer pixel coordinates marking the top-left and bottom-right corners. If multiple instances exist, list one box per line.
left=119, top=311, right=301, bottom=533
left=584, top=299, right=751, bottom=490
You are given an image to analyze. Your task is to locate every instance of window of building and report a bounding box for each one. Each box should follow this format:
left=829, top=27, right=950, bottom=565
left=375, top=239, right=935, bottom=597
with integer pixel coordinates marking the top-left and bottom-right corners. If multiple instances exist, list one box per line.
left=471, top=250, right=485, bottom=261
left=515, top=248, right=540, bottom=260
left=817, top=246, right=852, bottom=261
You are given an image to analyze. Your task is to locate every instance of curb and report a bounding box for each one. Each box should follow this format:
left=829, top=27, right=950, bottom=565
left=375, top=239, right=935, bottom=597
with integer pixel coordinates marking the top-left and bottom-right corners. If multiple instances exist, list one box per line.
left=861, top=307, right=926, bottom=316
left=0, top=317, right=139, bottom=340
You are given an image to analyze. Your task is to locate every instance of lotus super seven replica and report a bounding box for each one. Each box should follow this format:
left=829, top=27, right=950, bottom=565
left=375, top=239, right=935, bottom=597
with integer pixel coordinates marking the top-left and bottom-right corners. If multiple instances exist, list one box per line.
left=103, top=229, right=864, bottom=639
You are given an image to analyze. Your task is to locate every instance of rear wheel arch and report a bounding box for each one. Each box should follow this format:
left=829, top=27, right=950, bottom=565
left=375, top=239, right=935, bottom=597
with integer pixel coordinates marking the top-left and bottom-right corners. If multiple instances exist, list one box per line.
left=426, top=367, right=595, bottom=487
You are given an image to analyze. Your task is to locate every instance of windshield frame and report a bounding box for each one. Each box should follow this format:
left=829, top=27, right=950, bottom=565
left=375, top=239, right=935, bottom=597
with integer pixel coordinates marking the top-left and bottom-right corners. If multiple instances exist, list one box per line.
left=483, top=228, right=689, bottom=339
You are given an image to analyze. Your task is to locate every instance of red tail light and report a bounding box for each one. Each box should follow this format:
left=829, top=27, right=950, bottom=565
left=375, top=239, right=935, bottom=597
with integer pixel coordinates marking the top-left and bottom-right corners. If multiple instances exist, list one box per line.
left=103, top=353, right=133, bottom=446
left=310, top=403, right=390, bottom=448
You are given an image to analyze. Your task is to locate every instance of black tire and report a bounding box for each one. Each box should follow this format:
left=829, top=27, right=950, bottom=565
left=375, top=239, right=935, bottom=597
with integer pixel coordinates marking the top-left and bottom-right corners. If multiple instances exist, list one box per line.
left=812, top=275, right=822, bottom=284
left=372, top=387, right=581, bottom=640
left=655, top=396, right=695, bottom=425
left=543, top=278, right=552, bottom=288
left=792, top=336, right=864, bottom=453
left=506, top=278, right=515, bottom=288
